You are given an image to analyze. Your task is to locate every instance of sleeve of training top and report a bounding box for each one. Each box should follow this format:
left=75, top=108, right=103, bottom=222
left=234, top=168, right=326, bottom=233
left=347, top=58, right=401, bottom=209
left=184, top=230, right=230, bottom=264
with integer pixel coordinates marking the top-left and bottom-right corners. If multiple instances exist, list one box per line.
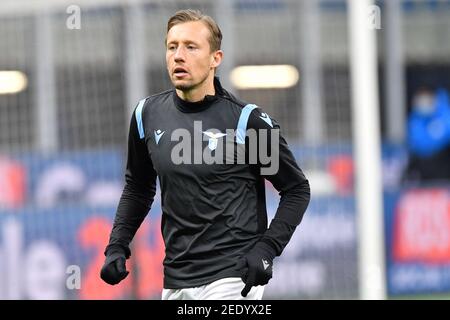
left=104, top=106, right=157, bottom=258
left=247, top=109, right=311, bottom=257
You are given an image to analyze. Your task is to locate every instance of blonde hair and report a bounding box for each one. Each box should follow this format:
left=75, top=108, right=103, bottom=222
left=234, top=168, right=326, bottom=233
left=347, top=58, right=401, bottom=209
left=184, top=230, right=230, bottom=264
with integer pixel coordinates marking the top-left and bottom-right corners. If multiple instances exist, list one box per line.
left=166, top=9, right=222, bottom=52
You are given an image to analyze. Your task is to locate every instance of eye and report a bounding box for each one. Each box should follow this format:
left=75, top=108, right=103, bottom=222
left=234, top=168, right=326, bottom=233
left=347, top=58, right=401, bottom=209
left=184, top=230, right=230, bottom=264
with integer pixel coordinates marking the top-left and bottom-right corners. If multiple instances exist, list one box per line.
left=168, top=45, right=176, bottom=51
left=187, top=45, right=196, bottom=50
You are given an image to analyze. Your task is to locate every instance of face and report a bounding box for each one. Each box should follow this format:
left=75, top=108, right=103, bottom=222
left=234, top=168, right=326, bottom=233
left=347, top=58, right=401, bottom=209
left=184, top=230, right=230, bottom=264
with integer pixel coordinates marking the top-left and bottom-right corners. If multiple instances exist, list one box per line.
left=413, top=90, right=435, bottom=115
left=166, top=21, right=222, bottom=92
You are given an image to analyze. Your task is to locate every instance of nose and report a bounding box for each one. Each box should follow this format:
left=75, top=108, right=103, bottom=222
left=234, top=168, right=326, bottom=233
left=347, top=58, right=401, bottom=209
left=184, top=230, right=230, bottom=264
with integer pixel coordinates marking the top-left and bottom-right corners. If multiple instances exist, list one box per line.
left=174, top=47, right=185, bottom=62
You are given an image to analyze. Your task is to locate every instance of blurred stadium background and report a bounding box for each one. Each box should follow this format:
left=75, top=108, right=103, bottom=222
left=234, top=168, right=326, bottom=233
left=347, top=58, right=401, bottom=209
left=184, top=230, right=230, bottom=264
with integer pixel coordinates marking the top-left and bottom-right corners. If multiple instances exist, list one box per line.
left=0, top=0, right=449, bottom=299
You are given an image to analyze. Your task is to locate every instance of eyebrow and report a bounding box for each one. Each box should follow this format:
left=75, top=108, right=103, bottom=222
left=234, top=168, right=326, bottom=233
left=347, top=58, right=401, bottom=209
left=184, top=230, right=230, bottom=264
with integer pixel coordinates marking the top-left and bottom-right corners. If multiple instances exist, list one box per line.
left=167, top=40, right=200, bottom=46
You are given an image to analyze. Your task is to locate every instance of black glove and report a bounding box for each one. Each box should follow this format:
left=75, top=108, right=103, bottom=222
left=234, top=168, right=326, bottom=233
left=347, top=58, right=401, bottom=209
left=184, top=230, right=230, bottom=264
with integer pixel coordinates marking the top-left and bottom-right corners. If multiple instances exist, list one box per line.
left=100, top=249, right=129, bottom=285
left=236, top=241, right=277, bottom=297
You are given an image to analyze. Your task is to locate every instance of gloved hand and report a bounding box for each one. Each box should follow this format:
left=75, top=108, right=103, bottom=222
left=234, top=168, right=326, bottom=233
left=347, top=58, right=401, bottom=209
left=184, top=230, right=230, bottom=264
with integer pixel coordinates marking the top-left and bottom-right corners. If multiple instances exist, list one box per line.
left=236, top=241, right=277, bottom=297
left=100, top=250, right=129, bottom=285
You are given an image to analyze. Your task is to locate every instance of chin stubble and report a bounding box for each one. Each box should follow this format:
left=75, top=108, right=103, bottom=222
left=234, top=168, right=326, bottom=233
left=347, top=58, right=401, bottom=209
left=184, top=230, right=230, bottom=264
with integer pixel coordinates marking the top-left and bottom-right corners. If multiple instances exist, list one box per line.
left=173, top=71, right=210, bottom=92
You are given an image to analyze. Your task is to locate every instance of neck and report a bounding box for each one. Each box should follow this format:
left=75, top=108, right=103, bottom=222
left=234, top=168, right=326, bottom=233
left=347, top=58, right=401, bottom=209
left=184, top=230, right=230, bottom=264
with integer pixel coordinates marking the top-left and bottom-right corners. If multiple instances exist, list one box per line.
left=176, top=73, right=215, bottom=102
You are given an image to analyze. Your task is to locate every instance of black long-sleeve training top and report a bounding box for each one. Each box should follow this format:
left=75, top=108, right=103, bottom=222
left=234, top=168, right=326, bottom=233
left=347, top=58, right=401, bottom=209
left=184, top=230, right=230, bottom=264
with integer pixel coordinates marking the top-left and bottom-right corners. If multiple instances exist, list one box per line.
left=106, top=77, right=310, bottom=289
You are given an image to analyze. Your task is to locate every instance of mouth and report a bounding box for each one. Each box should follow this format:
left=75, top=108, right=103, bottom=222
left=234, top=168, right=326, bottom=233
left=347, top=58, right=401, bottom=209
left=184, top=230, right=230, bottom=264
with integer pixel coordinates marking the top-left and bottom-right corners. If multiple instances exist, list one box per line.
left=173, top=67, right=189, bottom=78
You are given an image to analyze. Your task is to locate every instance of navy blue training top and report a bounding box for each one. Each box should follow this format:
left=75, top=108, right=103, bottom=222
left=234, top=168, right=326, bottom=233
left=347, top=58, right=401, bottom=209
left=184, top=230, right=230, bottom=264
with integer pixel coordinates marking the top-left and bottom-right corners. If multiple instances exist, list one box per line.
left=105, top=77, right=310, bottom=289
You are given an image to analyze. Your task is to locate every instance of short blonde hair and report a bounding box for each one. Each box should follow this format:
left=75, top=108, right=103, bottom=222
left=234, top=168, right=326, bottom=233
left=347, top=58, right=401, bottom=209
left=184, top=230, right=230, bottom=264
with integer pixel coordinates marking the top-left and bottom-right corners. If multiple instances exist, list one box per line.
left=166, top=9, right=222, bottom=52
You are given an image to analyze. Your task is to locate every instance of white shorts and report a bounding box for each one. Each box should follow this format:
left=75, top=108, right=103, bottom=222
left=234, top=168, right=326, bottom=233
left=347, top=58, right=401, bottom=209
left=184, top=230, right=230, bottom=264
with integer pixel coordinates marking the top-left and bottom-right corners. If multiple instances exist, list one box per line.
left=161, top=277, right=265, bottom=300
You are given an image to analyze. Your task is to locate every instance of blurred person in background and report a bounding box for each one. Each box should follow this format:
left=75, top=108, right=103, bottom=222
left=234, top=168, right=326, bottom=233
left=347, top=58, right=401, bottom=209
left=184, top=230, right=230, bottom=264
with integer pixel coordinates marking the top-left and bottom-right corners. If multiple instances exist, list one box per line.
left=99, top=9, right=310, bottom=300
left=403, top=86, right=450, bottom=184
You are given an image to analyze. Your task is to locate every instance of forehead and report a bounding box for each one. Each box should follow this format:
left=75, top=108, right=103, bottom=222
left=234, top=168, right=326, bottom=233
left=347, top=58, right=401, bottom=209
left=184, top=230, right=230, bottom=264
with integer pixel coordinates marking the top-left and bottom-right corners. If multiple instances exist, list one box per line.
left=167, top=21, right=211, bottom=44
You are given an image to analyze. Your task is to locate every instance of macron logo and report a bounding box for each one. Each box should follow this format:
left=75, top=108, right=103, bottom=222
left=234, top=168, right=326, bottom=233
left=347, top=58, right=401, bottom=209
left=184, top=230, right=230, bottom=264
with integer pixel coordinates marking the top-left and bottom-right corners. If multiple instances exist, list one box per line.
left=154, top=129, right=165, bottom=145
left=259, top=113, right=273, bottom=128
left=262, top=259, right=270, bottom=270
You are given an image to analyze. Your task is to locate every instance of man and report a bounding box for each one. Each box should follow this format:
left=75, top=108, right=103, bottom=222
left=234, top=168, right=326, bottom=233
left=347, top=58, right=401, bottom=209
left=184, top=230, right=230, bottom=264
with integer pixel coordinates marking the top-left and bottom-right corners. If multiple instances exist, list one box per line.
left=100, top=9, right=310, bottom=300
left=404, top=87, right=450, bottom=183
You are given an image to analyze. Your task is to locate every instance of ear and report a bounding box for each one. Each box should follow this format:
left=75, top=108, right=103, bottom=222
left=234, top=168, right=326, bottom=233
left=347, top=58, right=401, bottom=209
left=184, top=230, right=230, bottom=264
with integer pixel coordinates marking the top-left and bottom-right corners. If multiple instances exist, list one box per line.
left=211, top=50, right=223, bottom=69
